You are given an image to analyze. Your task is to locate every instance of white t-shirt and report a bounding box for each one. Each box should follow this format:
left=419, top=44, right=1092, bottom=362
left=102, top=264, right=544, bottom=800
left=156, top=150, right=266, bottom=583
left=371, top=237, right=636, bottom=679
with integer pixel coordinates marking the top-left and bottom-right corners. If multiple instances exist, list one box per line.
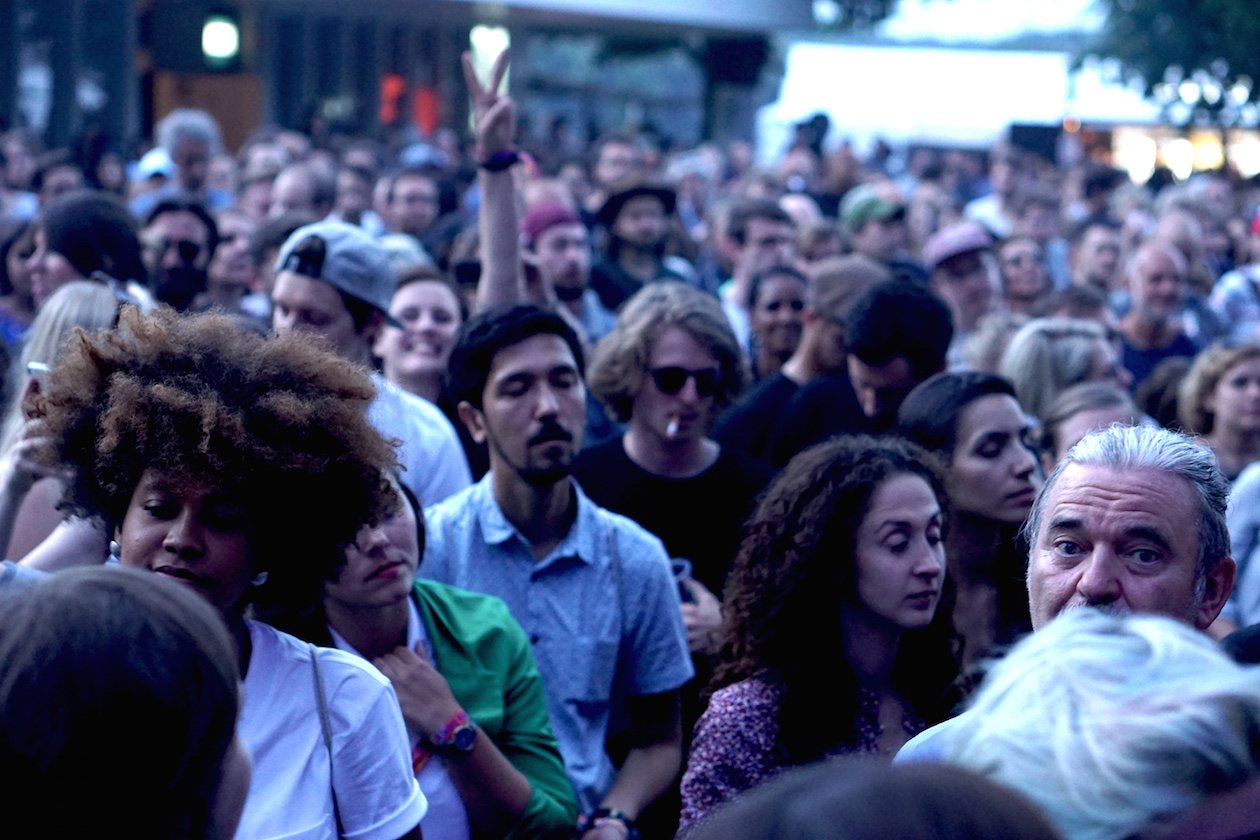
left=369, top=373, right=471, bottom=507
left=330, top=600, right=471, bottom=840
left=236, top=621, right=427, bottom=840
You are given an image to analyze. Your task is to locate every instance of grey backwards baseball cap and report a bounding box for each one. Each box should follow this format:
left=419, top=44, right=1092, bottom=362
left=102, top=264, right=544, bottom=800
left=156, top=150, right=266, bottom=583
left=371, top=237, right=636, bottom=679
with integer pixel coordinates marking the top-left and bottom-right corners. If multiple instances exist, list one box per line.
left=275, top=220, right=400, bottom=324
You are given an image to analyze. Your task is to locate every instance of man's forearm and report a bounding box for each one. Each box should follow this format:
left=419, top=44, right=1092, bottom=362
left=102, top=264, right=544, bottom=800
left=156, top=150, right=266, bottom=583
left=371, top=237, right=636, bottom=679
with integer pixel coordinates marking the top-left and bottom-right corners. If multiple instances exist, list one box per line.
left=475, top=167, right=524, bottom=311
left=599, top=740, right=682, bottom=819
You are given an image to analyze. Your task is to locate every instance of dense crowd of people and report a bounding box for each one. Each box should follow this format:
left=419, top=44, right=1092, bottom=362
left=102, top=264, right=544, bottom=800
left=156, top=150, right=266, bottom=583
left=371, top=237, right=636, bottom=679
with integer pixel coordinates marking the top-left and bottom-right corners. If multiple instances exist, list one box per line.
left=1, top=46, right=1260, bottom=839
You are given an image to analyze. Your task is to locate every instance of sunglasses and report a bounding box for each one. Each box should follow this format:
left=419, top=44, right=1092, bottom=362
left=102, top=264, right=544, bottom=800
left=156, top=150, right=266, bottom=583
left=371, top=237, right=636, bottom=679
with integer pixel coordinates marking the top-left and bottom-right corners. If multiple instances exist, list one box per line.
left=146, top=237, right=203, bottom=264
left=648, top=366, right=721, bottom=397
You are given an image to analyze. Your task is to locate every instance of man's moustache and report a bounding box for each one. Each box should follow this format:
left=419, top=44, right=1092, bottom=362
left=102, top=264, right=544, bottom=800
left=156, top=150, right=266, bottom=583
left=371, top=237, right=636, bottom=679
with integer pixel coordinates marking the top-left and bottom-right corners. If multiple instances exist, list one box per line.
left=529, top=423, right=572, bottom=446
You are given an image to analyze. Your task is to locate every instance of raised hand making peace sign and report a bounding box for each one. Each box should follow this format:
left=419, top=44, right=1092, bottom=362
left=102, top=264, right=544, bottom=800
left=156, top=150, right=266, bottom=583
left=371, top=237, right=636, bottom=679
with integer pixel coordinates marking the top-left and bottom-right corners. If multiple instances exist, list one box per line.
left=463, top=48, right=515, bottom=160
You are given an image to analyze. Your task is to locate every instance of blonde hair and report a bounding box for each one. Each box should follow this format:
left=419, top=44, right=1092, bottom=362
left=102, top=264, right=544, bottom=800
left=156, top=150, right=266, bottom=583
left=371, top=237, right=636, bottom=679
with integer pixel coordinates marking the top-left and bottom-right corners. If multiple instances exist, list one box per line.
left=587, top=282, right=746, bottom=423
left=0, top=280, right=118, bottom=452
left=1177, top=343, right=1260, bottom=435
left=1039, top=382, right=1138, bottom=462
left=964, top=312, right=1030, bottom=375
left=999, top=317, right=1109, bottom=421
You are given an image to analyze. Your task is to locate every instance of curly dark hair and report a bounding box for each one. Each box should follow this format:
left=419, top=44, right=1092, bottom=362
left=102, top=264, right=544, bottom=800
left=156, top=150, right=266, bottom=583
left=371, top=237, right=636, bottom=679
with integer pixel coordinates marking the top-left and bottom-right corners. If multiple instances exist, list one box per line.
left=32, top=306, right=398, bottom=619
left=715, top=435, right=960, bottom=764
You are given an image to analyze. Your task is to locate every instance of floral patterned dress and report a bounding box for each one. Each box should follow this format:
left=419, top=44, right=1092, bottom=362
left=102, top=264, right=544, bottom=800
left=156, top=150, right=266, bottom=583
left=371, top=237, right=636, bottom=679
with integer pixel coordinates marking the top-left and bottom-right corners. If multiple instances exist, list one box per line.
left=678, top=676, right=924, bottom=833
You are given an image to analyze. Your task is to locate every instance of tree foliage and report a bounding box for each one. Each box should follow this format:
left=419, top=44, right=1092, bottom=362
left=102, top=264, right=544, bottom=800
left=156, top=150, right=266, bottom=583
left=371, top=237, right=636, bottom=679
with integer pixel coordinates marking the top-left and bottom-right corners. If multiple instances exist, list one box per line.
left=1091, top=0, right=1260, bottom=102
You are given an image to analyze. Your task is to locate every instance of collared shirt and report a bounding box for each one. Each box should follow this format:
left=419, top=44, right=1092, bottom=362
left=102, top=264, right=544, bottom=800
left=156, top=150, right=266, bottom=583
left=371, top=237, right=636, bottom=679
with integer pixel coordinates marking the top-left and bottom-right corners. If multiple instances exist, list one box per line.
left=370, top=373, right=472, bottom=507
left=420, top=475, right=693, bottom=811
left=331, top=601, right=471, bottom=840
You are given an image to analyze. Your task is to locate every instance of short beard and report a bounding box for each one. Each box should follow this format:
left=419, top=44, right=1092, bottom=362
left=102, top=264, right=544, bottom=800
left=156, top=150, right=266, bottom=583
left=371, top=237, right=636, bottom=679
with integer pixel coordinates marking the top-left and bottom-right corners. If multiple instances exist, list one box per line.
left=518, top=464, right=572, bottom=487
left=488, top=436, right=572, bottom=488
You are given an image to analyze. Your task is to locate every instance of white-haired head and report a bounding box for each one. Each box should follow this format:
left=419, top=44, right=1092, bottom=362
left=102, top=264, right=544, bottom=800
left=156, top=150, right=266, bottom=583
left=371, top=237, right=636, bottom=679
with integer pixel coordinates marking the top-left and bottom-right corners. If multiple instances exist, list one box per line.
left=941, top=609, right=1260, bottom=840
left=156, top=109, right=222, bottom=157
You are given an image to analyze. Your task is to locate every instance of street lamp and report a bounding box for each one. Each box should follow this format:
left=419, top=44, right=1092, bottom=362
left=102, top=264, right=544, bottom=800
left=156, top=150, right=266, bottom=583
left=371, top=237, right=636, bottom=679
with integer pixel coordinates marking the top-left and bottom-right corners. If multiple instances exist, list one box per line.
left=202, top=11, right=240, bottom=71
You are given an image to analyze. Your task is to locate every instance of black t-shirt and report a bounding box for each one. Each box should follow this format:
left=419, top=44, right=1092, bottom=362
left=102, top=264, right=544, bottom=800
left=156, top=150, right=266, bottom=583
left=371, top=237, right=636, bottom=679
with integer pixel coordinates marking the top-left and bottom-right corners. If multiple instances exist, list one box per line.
left=589, top=259, right=689, bottom=312
left=713, top=372, right=800, bottom=464
left=572, top=437, right=775, bottom=593
left=767, top=373, right=870, bottom=467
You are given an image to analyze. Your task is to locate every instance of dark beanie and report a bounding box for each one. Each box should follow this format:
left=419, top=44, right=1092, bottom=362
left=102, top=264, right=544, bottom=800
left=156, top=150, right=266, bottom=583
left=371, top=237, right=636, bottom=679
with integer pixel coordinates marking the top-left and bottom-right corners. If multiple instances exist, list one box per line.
left=41, top=190, right=148, bottom=285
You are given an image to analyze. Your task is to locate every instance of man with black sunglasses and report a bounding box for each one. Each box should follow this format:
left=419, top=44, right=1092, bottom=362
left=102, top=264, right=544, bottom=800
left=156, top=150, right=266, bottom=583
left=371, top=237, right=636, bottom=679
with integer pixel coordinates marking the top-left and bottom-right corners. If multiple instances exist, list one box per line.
left=576, top=282, right=772, bottom=601
left=573, top=282, right=775, bottom=837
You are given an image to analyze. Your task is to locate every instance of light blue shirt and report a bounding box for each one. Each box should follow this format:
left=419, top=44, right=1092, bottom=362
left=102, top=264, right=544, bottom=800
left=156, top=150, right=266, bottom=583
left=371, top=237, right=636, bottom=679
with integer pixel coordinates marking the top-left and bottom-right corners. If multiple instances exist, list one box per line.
left=0, top=560, right=43, bottom=592
left=420, top=475, right=693, bottom=810
left=1225, top=461, right=1260, bottom=626
left=893, top=713, right=964, bottom=764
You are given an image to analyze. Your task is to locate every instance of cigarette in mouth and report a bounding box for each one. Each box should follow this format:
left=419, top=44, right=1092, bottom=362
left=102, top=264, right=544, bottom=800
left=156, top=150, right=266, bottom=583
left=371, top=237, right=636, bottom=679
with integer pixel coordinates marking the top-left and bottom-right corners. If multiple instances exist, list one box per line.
left=666, top=418, right=680, bottom=437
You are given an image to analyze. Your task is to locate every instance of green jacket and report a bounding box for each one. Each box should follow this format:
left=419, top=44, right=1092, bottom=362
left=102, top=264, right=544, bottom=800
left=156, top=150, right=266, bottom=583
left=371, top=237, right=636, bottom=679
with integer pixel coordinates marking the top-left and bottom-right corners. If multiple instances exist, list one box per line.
left=414, top=579, right=578, bottom=839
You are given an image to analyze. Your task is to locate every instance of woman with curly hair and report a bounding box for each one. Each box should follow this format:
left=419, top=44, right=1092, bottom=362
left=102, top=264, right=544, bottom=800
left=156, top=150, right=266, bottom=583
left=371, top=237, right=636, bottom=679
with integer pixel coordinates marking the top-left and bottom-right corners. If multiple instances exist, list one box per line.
left=678, top=436, right=959, bottom=832
left=1177, top=343, right=1260, bottom=481
left=31, top=307, right=426, bottom=839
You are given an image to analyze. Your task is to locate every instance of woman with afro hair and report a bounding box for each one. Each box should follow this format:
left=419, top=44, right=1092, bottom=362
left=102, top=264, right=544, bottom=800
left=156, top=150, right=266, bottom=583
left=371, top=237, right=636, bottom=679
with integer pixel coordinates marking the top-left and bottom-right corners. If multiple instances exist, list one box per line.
left=31, top=306, right=427, bottom=839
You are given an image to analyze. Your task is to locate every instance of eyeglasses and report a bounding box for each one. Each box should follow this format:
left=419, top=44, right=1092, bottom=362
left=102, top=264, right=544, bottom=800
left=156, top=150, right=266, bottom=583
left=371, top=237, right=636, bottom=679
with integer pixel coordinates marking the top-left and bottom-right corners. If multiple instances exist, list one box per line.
left=1002, top=253, right=1043, bottom=267
left=146, top=237, right=203, bottom=265
left=281, top=235, right=327, bottom=279
left=648, top=366, right=721, bottom=397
